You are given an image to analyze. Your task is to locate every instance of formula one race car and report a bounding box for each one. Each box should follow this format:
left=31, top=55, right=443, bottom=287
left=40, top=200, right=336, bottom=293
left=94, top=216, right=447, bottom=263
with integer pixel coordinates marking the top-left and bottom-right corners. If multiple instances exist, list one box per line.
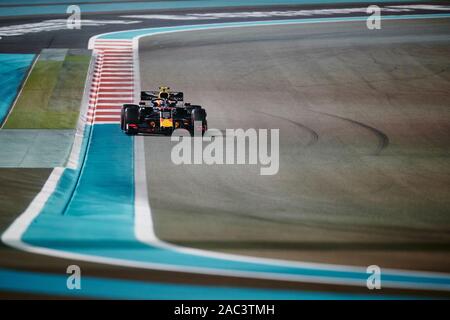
left=120, top=86, right=207, bottom=136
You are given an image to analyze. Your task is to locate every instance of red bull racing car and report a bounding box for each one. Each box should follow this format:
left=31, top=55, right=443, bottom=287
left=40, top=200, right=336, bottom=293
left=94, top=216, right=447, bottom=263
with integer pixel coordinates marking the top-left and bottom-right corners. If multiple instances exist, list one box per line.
left=120, top=86, right=207, bottom=135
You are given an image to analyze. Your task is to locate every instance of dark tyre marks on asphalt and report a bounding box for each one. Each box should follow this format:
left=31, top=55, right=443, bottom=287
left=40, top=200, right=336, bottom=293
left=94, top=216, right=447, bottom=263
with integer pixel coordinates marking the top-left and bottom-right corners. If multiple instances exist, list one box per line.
left=255, top=110, right=319, bottom=146
left=310, top=110, right=389, bottom=155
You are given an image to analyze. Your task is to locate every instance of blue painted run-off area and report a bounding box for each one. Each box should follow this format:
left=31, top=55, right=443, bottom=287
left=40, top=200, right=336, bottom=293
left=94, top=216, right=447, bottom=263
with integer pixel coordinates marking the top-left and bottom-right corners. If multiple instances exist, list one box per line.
left=0, top=0, right=426, bottom=17
left=98, top=14, right=450, bottom=40
left=0, top=54, right=34, bottom=125
left=0, top=267, right=412, bottom=299
left=1, top=0, right=422, bottom=5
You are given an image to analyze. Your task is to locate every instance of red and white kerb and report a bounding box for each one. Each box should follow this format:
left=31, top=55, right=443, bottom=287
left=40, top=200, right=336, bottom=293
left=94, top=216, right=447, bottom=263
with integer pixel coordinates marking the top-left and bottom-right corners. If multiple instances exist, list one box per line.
left=87, top=39, right=135, bottom=124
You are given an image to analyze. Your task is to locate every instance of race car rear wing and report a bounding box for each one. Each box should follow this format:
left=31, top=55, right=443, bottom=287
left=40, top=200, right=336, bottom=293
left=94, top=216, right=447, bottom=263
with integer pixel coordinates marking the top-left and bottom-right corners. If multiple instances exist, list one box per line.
left=141, top=91, right=184, bottom=102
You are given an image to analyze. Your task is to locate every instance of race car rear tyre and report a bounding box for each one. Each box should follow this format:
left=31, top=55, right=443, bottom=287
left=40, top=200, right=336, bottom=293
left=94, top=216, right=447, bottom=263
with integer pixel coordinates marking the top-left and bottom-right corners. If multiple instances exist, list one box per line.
left=191, top=108, right=207, bottom=136
left=122, top=104, right=138, bottom=131
left=124, top=105, right=139, bottom=135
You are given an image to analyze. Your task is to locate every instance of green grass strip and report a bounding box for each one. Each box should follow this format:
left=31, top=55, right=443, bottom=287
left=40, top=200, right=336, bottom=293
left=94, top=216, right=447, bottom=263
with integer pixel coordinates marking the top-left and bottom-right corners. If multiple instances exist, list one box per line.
left=5, top=51, right=91, bottom=129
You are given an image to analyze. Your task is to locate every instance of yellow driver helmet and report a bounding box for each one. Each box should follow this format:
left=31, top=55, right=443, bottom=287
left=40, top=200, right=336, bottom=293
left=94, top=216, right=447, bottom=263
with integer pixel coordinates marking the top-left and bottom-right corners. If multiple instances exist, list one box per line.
left=158, top=86, right=170, bottom=99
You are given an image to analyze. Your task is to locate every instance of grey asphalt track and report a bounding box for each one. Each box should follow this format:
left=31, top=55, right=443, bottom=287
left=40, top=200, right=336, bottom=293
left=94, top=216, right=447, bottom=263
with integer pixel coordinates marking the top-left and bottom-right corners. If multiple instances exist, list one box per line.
left=140, top=18, right=450, bottom=272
